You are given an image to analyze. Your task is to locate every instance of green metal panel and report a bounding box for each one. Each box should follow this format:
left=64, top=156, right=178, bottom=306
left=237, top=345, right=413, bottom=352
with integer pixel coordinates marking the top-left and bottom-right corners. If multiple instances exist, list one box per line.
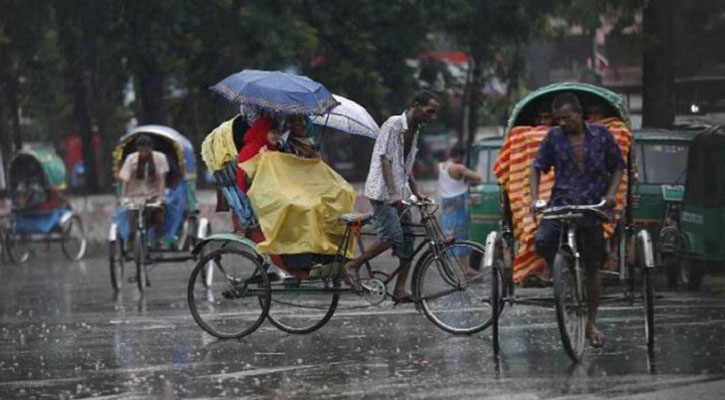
left=681, top=204, right=725, bottom=261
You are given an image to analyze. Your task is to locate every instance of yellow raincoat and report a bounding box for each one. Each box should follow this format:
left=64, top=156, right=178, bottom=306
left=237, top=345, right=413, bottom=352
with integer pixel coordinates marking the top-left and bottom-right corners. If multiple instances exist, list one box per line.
left=241, top=151, right=356, bottom=257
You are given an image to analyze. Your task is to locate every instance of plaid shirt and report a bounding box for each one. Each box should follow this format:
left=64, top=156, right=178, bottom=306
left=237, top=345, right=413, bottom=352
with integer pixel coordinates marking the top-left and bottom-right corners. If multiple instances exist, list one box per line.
left=364, top=112, right=419, bottom=201
left=534, top=122, right=625, bottom=225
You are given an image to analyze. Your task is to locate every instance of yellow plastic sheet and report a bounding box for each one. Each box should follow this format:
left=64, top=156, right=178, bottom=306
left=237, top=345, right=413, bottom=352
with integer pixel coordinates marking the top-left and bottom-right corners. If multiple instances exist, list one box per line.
left=241, top=151, right=356, bottom=257
left=200, top=116, right=239, bottom=172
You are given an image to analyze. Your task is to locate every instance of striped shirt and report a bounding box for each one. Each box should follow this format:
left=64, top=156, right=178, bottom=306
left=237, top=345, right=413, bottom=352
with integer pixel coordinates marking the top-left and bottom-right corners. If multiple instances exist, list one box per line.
left=364, top=112, right=419, bottom=201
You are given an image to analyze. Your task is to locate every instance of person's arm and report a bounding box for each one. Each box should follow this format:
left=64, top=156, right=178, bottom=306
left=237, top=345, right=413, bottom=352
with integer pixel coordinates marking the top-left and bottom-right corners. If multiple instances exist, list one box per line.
left=408, top=176, right=421, bottom=198
left=530, top=165, right=541, bottom=204
left=530, top=131, right=554, bottom=211
left=604, top=169, right=623, bottom=207
left=603, top=128, right=626, bottom=208
left=381, top=157, right=399, bottom=203
left=450, top=163, right=483, bottom=183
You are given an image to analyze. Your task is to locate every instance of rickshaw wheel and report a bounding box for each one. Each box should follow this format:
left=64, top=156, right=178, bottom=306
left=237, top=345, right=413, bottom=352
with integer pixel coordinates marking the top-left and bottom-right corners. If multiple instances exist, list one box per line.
left=61, top=216, right=87, bottom=261
left=263, top=279, right=339, bottom=335
left=553, top=250, right=586, bottom=362
left=187, top=248, right=270, bottom=339
left=415, top=240, right=497, bottom=335
left=5, top=232, right=30, bottom=264
left=643, top=267, right=655, bottom=351
left=135, top=231, right=148, bottom=292
left=679, top=258, right=703, bottom=291
left=109, top=239, right=125, bottom=291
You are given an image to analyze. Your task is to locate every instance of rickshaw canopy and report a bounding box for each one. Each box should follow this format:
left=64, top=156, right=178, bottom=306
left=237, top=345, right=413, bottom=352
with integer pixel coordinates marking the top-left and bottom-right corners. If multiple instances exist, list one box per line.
left=10, top=147, right=67, bottom=191
left=113, top=125, right=196, bottom=180
left=505, top=82, right=631, bottom=134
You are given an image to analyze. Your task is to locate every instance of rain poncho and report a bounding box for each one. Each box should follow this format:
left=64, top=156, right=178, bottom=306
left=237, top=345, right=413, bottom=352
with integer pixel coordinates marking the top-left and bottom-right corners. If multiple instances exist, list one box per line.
left=493, top=117, right=632, bottom=283
left=241, top=151, right=356, bottom=257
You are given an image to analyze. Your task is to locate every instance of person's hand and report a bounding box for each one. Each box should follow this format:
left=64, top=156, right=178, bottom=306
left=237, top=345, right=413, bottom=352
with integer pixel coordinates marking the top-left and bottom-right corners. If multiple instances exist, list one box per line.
left=389, top=195, right=404, bottom=215
left=259, top=145, right=268, bottom=153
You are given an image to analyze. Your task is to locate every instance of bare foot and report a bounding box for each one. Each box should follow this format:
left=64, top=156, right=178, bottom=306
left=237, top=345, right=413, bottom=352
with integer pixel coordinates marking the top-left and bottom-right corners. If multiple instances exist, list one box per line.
left=586, top=323, right=605, bottom=348
left=343, top=262, right=362, bottom=292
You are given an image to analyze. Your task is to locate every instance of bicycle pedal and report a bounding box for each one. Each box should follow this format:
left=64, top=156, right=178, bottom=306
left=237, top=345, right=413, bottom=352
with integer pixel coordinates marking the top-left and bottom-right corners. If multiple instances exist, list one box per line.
left=360, top=278, right=386, bottom=306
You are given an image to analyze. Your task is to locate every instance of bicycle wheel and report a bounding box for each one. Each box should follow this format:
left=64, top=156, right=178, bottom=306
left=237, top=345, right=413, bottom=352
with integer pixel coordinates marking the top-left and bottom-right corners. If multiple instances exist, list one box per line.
left=415, top=240, right=497, bottom=335
left=61, top=216, right=88, bottom=261
left=553, top=250, right=586, bottom=362
left=135, top=231, right=147, bottom=293
left=109, top=239, right=125, bottom=291
left=643, top=266, right=655, bottom=351
left=187, top=248, right=270, bottom=338
left=197, top=224, right=214, bottom=289
left=5, top=232, right=30, bottom=264
left=264, top=279, right=339, bottom=334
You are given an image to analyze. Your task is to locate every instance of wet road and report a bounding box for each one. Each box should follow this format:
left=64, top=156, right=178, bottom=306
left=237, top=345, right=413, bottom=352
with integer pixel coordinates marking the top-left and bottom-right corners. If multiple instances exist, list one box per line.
left=1, top=248, right=725, bottom=399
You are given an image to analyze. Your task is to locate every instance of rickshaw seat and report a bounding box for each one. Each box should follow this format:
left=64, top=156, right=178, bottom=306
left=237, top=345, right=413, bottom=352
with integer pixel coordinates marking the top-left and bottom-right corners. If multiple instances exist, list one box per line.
left=339, top=213, right=373, bottom=226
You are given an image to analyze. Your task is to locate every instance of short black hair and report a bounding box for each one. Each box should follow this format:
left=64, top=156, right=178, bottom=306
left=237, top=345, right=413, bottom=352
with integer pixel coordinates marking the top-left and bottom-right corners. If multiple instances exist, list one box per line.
left=135, top=134, right=154, bottom=148
left=448, top=143, right=465, bottom=159
left=551, top=92, right=582, bottom=112
left=412, top=89, right=438, bottom=107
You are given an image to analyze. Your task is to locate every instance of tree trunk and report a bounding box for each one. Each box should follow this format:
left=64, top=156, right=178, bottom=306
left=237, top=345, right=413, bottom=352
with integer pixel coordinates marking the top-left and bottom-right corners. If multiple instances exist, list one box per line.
left=642, top=0, right=675, bottom=128
left=137, top=58, right=167, bottom=124
left=5, top=75, right=22, bottom=151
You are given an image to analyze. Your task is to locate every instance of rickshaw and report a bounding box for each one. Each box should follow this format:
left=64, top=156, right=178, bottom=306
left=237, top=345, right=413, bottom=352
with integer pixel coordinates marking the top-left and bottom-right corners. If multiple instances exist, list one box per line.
left=187, top=70, right=496, bottom=338
left=4, top=146, right=87, bottom=263
left=659, top=126, right=725, bottom=290
left=483, top=82, right=656, bottom=362
left=109, top=125, right=211, bottom=292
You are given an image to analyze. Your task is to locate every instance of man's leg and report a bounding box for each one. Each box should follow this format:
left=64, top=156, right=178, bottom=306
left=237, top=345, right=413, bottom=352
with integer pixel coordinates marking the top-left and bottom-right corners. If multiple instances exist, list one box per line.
left=582, top=224, right=605, bottom=347
left=392, top=257, right=413, bottom=299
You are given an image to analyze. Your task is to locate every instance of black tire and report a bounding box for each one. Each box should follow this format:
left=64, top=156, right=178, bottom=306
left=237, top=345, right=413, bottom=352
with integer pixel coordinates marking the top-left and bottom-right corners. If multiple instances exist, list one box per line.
left=643, top=267, right=655, bottom=351
left=61, top=216, right=88, bottom=261
left=662, top=254, right=679, bottom=289
left=264, top=280, right=339, bottom=335
left=553, top=250, right=586, bottom=362
left=187, top=248, right=270, bottom=338
left=492, top=258, right=501, bottom=355
left=5, top=232, right=30, bottom=264
left=679, top=258, right=703, bottom=291
left=109, top=239, right=125, bottom=291
left=135, top=230, right=147, bottom=293
left=415, top=240, right=496, bottom=335
left=658, top=228, right=686, bottom=289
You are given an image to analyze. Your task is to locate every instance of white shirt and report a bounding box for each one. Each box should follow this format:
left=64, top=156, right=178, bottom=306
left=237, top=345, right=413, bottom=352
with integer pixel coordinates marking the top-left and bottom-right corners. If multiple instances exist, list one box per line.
left=118, top=151, right=170, bottom=204
left=364, top=112, right=419, bottom=201
left=438, top=162, right=468, bottom=198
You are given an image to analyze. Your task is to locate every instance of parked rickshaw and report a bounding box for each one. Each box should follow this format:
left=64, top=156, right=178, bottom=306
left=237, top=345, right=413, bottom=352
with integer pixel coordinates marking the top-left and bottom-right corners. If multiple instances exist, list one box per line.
left=658, top=126, right=725, bottom=290
left=484, top=82, right=656, bottom=362
left=109, top=125, right=211, bottom=292
left=4, top=147, right=87, bottom=263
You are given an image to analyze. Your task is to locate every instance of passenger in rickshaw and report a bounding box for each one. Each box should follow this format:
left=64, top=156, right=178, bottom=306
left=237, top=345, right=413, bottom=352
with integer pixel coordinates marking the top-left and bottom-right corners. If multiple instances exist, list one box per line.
left=530, top=92, right=625, bottom=348
left=277, top=115, right=320, bottom=159
left=12, top=159, right=68, bottom=211
left=117, top=135, right=170, bottom=249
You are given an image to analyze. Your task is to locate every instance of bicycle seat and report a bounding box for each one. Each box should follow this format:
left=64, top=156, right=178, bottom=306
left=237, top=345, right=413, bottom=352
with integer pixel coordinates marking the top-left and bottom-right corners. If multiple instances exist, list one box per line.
left=339, top=213, right=373, bottom=226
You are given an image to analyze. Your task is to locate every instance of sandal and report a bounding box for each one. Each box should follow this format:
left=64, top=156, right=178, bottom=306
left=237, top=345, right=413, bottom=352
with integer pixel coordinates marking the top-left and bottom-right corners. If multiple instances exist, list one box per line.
left=343, top=264, right=362, bottom=293
left=586, top=325, right=605, bottom=348
left=391, top=293, right=415, bottom=305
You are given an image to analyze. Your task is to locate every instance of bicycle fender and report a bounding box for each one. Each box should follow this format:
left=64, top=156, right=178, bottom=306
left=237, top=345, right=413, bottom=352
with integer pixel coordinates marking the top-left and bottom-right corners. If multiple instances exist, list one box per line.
left=191, top=233, right=259, bottom=255
left=636, top=230, right=655, bottom=269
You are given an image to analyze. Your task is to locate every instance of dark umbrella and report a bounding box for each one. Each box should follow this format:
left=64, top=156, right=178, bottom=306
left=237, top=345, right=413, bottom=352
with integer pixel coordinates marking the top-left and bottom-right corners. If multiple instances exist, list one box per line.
left=210, top=69, right=338, bottom=115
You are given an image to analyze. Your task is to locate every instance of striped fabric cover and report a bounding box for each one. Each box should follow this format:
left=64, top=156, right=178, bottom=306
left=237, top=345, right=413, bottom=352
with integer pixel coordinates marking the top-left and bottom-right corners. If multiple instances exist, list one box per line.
left=493, top=118, right=633, bottom=283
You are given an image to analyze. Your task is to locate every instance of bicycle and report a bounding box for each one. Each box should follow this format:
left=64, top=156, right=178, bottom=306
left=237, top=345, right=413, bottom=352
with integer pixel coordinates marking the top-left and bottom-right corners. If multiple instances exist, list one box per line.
left=187, top=196, right=498, bottom=339
left=487, top=199, right=655, bottom=362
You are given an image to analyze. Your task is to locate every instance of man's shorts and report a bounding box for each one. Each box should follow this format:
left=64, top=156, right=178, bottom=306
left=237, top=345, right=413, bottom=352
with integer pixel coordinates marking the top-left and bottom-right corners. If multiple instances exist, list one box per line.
left=535, top=220, right=605, bottom=271
left=370, top=200, right=414, bottom=260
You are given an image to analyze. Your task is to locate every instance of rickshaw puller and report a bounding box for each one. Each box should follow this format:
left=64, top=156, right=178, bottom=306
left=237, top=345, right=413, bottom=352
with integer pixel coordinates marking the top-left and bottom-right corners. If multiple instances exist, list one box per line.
left=344, top=90, right=440, bottom=303
left=530, top=92, right=625, bottom=348
left=118, top=135, right=170, bottom=249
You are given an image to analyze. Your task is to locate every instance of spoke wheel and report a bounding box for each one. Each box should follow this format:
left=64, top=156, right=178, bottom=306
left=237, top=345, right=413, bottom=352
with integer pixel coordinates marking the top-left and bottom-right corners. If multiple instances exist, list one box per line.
left=135, top=231, right=148, bottom=293
left=679, top=258, right=703, bottom=291
left=187, top=248, right=270, bottom=338
left=264, top=278, right=339, bottom=334
left=553, top=250, right=586, bottom=362
left=415, top=240, right=497, bottom=335
left=109, top=239, right=125, bottom=291
left=5, top=232, right=30, bottom=264
left=643, top=267, right=655, bottom=351
left=658, top=228, right=686, bottom=289
left=61, top=216, right=87, bottom=261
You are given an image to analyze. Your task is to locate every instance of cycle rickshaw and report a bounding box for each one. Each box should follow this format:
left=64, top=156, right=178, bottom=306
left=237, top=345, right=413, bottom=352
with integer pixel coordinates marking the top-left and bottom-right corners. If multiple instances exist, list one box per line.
left=483, top=82, right=656, bottom=362
left=109, top=125, right=211, bottom=292
left=4, top=146, right=87, bottom=263
left=658, top=125, right=725, bottom=290
left=186, top=69, right=497, bottom=338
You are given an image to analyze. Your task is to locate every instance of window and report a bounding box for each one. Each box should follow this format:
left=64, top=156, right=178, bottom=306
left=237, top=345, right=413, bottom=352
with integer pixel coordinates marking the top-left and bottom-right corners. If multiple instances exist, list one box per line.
left=641, top=142, right=688, bottom=184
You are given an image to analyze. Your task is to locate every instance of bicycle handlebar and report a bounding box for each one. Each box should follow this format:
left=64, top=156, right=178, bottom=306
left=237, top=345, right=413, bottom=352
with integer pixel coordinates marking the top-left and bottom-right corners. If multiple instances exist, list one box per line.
left=535, top=199, right=611, bottom=221
left=401, top=195, right=435, bottom=207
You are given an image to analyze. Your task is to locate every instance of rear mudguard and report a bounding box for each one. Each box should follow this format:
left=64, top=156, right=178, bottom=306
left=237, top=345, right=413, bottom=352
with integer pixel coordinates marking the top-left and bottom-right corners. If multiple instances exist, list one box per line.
left=191, top=233, right=259, bottom=255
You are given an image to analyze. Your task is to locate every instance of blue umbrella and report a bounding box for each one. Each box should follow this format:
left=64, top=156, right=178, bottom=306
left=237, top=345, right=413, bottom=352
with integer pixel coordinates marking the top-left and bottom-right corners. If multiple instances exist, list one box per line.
left=210, top=69, right=339, bottom=115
